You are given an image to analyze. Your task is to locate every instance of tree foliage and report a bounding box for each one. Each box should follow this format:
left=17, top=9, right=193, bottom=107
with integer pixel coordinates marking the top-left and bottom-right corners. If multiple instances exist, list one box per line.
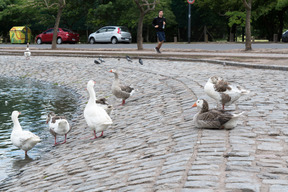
left=0, top=0, right=288, bottom=44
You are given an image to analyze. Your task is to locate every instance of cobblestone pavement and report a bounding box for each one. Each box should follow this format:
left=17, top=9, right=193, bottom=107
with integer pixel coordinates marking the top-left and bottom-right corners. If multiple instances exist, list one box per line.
left=0, top=55, right=287, bottom=192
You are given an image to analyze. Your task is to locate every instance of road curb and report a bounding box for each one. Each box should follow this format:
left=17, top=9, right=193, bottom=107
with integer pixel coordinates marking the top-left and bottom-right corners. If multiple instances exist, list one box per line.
left=1, top=49, right=287, bottom=71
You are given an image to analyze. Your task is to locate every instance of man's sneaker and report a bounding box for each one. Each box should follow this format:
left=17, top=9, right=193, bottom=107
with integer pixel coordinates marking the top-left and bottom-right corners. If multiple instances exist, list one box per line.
left=154, top=47, right=161, bottom=53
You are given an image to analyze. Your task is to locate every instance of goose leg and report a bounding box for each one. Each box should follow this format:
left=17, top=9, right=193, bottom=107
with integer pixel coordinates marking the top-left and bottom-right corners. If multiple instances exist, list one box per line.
left=91, top=130, right=98, bottom=140
left=54, top=135, right=60, bottom=145
left=222, top=104, right=225, bottom=110
left=60, top=134, right=67, bottom=144
left=99, top=131, right=104, bottom=137
left=121, top=100, right=126, bottom=105
left=25, top=151, right=28, bottom=156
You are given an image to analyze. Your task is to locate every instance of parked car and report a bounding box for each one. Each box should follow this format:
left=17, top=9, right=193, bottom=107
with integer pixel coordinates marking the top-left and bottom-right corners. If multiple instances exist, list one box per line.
left=88, top=26, right=132, bottom=44
left=35, top=28, right=79, bottom=44
left=282, top=30, right=288, bottom=42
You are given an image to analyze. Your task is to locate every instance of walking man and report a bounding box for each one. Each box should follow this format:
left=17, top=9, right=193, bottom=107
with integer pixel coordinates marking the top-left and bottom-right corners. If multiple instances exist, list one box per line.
left=152, top=10, right=166, bottom=53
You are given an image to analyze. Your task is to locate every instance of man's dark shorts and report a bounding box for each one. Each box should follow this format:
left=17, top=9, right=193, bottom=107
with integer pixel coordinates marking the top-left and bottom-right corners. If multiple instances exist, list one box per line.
left=157, top=31, right=166, bottom=42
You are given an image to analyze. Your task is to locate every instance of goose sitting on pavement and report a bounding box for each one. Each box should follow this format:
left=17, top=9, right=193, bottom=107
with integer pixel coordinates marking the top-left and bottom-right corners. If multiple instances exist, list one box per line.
left=204, top=76, right=250, bottom=110
left=24, top=43, right=31, bottom=60
left=10, top=111, right=41, bottom=156
left=192, top=99, right=244, bottom=129
left=46, top=112, right=71, bottom=145
left=109, top=69, right=135, bottom=105
left=96, top=98, right=113, bottom=116
left=84, top=80, right=113, bottom=139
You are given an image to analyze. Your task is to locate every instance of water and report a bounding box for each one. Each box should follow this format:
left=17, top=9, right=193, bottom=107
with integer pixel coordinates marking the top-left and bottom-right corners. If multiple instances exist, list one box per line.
left=0, top=77, right=78, bottom=182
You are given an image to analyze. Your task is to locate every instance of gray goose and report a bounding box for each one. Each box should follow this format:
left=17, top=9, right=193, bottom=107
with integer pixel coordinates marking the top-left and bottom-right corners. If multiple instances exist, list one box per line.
left=47, top=112, right=71, bottom=145
left=192, top=99, right=244, bottom=129
left=204, top=76, right=250, bottom=110
left=109, top=69, right=135, bottom=105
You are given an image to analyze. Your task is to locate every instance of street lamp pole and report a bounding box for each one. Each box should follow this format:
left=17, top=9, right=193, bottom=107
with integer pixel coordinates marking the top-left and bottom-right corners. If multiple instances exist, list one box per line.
left=188, top=3, right=191, bottom=43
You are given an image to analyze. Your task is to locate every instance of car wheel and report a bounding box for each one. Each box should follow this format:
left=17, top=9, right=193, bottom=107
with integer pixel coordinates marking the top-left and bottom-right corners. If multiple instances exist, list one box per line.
left=89, top=38, right=95, bottom=44
left=111, top=37, right=118, bottom=44
left=57, top=37, right=62, bottom=44
left=36, top=38, right=42, bottom=44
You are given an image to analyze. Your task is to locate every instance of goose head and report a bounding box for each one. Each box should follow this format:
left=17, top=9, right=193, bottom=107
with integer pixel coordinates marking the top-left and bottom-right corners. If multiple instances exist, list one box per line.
left=208, top=76, right=223, bottom=84
left=46, top=112, right=56, bottom=124
left=109, top=69, right=117, bottom=74
left=11, top=111, right=21, bottom=121
left=87, top=80, right=96, bottom=90
left=192, top=99, right=209, bottom=113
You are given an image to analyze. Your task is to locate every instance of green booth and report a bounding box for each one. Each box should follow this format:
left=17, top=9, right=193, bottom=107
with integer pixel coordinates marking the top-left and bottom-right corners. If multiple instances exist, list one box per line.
left=9, top=26, right=31, bottom=44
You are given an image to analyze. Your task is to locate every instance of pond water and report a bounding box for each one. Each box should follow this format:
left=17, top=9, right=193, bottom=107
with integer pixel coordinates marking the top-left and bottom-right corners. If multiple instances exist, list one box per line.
left=0, top=77, right=78, bottom=182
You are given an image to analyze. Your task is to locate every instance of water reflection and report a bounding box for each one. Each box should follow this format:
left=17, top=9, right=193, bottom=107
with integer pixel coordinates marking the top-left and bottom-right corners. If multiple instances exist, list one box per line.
left=0, top=77, right=78, bottom=182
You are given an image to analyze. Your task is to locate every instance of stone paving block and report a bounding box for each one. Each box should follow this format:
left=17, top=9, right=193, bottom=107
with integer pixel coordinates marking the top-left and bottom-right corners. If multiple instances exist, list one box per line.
left=269, top=185, right=288, bottom=192
left=225, top=183, right=260, bottom=192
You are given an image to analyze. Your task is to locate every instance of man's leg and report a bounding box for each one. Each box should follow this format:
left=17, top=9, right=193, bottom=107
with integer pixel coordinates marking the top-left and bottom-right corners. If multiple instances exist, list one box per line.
left=157, top=41, right=164, bottom=49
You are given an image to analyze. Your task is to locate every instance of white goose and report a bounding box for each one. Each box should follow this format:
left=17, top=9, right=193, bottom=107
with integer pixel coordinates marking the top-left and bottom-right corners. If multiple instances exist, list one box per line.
left=24, top=43, right=31, bottom=60
left=192, top=99, right=244, bottom=129
left=46, top=112, right=71, bottom=145
left=204, top=76, right=250, bottom=110
left=10, top=111, right=41, bottom=156
left=84, top=80, right=113, bottom=139
left=110, top=69, right=135, bottom=105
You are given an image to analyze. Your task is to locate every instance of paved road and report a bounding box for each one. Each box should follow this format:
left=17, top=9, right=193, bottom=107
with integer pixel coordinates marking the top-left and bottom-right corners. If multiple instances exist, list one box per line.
left=1, top=42, right=288, bottom=51
left=0, top=56, right=288, bottom=192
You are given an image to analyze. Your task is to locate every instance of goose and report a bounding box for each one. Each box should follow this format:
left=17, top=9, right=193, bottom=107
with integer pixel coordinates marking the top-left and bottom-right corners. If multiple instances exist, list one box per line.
left=46, top=112, right=71, bottom=145
left=204, top=76, right=250, bottom=110
left=84, top=80, right=113, bottom=139
left=192, top=99, right=244, bottom=129
left=96, top=98, right=113, bottom=116
left=109, top=69, right=135, bottom=105
left=10, top=111, right=41, bottom=156
left=24, top=43, right=31, bottom=60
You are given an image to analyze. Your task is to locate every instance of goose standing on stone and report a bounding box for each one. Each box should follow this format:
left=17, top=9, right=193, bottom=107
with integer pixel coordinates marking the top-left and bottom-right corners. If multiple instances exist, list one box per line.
left=46, top=112, right=71, bottom=145
left=10, top=111, right=41, bottom=156
left=109, top=69, right=135, bottom=105
left=96, top=98, right=113, bottom=116
left=204, top=76, right=250, bottom=110
left=192, top=99, right=244, bottom=129
left=84, top=80, right=113, bottom=139
left=24, top=43, right=31, bottom=60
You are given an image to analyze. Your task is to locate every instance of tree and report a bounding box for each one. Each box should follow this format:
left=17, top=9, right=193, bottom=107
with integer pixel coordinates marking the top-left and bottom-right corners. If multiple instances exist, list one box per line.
left=243, top=0, right=252, bottom=50
left=52, top=0, right=66, bottom=49
left=133, top=0, right=158, bottom=50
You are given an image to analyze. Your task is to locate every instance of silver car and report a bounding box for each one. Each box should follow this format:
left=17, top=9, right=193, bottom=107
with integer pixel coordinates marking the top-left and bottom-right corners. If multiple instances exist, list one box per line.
left=88, top=26, right=132, bottom=44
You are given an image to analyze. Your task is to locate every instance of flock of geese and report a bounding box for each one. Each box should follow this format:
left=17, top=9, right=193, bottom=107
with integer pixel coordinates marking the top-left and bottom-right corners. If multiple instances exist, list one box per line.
left=11, top=47, right=250, bottom=156
left=10, top=63, right=135, bottom=156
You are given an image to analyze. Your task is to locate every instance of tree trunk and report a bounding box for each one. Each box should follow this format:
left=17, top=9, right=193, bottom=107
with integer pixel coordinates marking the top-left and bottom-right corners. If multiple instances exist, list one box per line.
left=51, top=2, right=65, bottom=49
left=137, top=13, right=144, bottom=50
left=243, top=0, right=252, bottom=51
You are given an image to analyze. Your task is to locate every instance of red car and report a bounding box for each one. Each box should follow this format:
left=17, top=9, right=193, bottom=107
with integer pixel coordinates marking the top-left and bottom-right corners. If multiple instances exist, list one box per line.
left=35, top=28, right=79, bottom=44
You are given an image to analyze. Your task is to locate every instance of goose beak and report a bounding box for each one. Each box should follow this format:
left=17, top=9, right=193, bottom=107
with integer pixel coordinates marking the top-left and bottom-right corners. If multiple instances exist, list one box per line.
left=109, top=70, right=112, bottom=72
left=192, top=103, right=197, bottom=108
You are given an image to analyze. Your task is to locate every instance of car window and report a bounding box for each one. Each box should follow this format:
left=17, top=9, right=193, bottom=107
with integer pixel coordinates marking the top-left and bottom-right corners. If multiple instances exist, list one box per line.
left=45, top=29, right=53, bottom=33
left=62, top=28, right=73, bottom=33
left=98, top=28, right=107, bottom=33
left=107, top=27, right=115, bottom=32
left=120, top=26, right=129, bottom=32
